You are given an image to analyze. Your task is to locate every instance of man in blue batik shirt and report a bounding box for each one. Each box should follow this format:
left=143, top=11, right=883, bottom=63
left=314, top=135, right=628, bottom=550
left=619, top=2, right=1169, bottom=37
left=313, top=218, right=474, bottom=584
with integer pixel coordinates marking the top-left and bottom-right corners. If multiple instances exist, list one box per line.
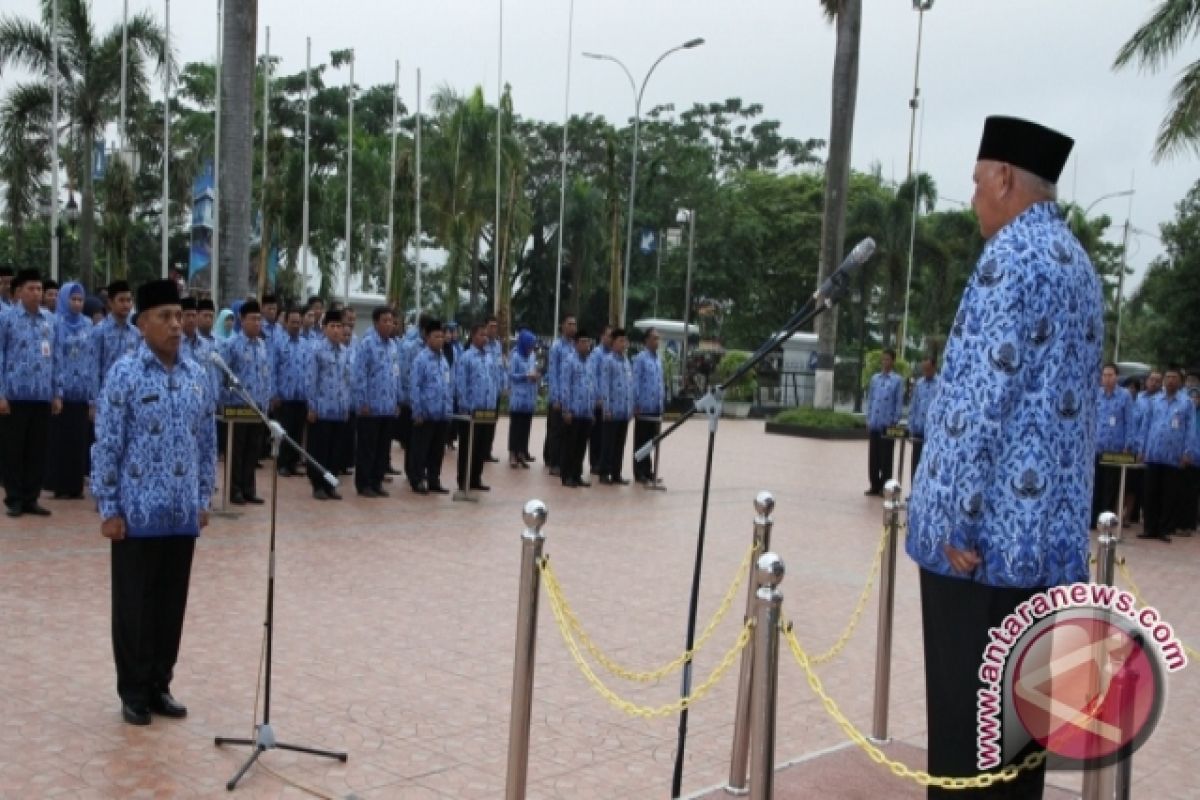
left=599, top=328, right=633, bottom=485
left=454, top=323, right=497, bottom=491
left=92, top=279, right=215, bottom=726
left=1138, top=366, right=1193, bottom=542
left=907, top=358, right=938, bottom=482
left=561, top=330, right=596, bottom=488
left=0, top=269, right=61, bottom=517
left=220, top=300, right=274, bottom=505
left=864, top=348, right=904, bottom=496
left=544, top=314, right=576, bottom=475
left=93, top=280, right=142, bottom=390
left=904, top=117, right=1102, bottom=797
left=587, top=325, right=612, bottom=475
left=304, top=310, right=350, bottom=500
left=352, top=307, right=400, bottom=497
left=408, top=319, right=453, bottom=494
left=272, top=307, right=310, bottom=478
left=632, top=327, right=666, bottom=485
left=1092, top=363, right=1135, bottom=528
left=483, top=315, right=506, bottom=463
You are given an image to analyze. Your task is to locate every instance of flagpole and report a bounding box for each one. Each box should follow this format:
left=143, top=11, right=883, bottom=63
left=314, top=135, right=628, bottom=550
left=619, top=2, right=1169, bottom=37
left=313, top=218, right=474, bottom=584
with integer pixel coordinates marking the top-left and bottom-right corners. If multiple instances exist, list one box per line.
left=414, top=68, right=422, bottom=313
left=553, top=0, right=575, bottom=331
left=258, top=25, right=270, bottom=294
left=384, top=59, right=400, bottom=305
left=161, top=0, right=171, bottom=280
left=50, top=0, right=60, bottom=282
left=343, top=49, right=354, bottom=303
left=212, top=0, right=222, bottom=303
left=301, top=36, right=311, bottom=297
left=494, top=0, right=503, bottom=315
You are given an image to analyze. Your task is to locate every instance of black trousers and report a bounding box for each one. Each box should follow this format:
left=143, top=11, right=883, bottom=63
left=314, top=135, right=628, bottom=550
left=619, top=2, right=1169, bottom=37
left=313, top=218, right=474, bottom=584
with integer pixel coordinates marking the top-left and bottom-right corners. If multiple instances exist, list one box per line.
left=1184, top=467, right=1200, bottom=532
left=508, top=412, right=533, bottom=456
left=600, top=418, right=630, bottom=480
left=544, top=407, right=564, bottom=469
left=919, top=569, right=1047, bottom=799
left=1144, top=463, right=1184, bottom=536
left=455, top=419, right=488, bottom=488
left=396, top=404, right=413, bottom=451
left=867, top=430, right=895, bottom=492
left=276, top=401, right=308, bottom=473
left=482, top=404, right=498, bottom=458
left=307, top=419, right=344, bottom=492
left=588, top=405, right=605, bottom=471
left=230, top=420, right=263, bottom=499
left=563, top=417, right=593, bottom=483
left=910, top=439, right=925, bottom=485
left=337, top=412, right=357, bottom=474
left=111, top=535, right=196, bottom=707
left=1091, top=457, right=1123, bottom=528
left=45, top=401, right=90, bottom=497
left=632, top=418, right=659, bottom=482
left=2, top=401, right=50, bottom=509
left=355, top=415, right=394, bottom=492
left=409, top=419, right=448, bottom=487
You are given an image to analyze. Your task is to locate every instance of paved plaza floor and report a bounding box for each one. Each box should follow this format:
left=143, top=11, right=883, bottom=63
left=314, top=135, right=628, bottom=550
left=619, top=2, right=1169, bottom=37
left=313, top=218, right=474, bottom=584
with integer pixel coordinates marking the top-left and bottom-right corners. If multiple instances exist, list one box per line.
left=2, top=419, right=1196, bottom=798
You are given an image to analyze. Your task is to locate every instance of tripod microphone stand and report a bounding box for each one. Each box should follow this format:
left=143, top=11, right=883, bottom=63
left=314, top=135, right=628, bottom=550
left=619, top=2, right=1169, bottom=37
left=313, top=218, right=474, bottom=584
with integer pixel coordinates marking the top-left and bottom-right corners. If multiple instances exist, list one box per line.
left=208, top=354, right=348, bottom=791
left=640, top=237, right=876, bottom=798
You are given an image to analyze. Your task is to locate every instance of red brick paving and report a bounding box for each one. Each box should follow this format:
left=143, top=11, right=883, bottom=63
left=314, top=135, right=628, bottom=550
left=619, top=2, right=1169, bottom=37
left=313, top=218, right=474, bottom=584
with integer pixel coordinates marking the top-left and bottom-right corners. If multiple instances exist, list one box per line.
left=1, top=418, right=1196, bottom=798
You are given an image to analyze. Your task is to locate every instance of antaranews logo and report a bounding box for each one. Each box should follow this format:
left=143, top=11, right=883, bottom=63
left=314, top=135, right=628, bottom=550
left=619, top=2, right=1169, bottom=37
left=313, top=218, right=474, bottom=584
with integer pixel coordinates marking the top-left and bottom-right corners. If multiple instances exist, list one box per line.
left=975, top=582, right=1187, bottom=771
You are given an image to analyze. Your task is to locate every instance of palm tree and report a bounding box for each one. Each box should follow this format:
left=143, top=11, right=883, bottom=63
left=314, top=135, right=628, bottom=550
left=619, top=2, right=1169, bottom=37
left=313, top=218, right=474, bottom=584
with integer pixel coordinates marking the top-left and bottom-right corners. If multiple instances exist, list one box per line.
left=0, top=0, right=165, bottom=290
left=1114, top=0, right=1200, bottom=160
left=813, top=0, right=863, bottom=409
left=0, top=84, right=51, bottom=254
left=218, top=0, right=257, bottom=304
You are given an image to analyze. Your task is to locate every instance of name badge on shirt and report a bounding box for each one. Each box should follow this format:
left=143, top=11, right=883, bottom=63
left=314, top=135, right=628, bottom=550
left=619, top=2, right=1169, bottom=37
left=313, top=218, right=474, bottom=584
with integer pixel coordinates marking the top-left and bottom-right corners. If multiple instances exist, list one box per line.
left=41, top=340, right=51, bottom=358
left=1109, top=416, right=1117, bottom=427
left=1172, top=416, right=1181, bottom=430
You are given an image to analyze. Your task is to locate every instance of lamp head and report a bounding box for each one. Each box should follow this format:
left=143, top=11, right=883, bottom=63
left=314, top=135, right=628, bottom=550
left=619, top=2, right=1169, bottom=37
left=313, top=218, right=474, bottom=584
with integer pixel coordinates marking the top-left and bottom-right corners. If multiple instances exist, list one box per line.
left=682, top=37, right=705, bottom=48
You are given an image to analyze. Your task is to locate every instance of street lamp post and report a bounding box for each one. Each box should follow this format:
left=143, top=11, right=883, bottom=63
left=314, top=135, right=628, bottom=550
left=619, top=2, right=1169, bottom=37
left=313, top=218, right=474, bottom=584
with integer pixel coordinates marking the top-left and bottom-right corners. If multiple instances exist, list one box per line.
left=898, top=0, right=933, bottom=359
left=1076, top=189, right=1135, bottom=362
left=584, top=37, right=704, bottom=328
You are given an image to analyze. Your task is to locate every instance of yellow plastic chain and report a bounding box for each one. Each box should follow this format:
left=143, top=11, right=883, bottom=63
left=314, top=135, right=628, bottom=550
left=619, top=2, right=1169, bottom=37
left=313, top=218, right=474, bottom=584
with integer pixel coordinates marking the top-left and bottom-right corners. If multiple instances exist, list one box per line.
left=540, top=558, right=752, bottom=718
left=1115, top=558, right=1199, bottom=661
left=539, top=541, right=757, bottom=683
left=784, top=524, right=890, bottom=666
left=782, top=623, right=1046, bottom=790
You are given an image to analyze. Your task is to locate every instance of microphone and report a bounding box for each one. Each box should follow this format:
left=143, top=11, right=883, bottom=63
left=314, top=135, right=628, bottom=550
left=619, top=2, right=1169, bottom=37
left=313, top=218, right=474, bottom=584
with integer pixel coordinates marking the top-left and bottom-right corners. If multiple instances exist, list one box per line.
left=208, top=350, right=242, bottom=388
left=813, top=237, right=876, bottom=307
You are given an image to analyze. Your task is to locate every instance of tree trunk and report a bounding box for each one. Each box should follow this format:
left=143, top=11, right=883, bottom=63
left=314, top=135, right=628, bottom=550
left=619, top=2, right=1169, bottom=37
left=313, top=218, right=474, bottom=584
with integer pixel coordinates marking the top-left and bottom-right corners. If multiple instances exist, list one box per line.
left=219, top=0, right=257, bottom=306
left=257, top=214, right=271, bottom=297
left=79, top=134, right=96, bottom=291
left=469, top=231, right=481, bottom=312
left=813, top=0, right=862, bottom=410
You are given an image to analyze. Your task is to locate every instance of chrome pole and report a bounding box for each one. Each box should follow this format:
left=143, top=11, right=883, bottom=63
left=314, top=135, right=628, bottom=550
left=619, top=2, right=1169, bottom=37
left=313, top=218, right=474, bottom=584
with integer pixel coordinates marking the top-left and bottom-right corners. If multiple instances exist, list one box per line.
left=870, top=479, right=903, bottom=742
left=505, top=499, right=548, bottom=800
left=727, top=491, right=775, bottom=795
left=1082, top=511, right=1121, bottom=800
left=749, top=553, right=785, bottom=800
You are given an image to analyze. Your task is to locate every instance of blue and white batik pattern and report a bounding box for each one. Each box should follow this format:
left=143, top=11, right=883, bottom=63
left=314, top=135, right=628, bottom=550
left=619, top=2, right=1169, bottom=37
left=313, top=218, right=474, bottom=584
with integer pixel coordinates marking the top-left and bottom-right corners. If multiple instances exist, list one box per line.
left=1095, top=386, right=1135, bottom=454
left=93, top=316, right=141, bottom=388
left=548, top=337, right=573, bottom=406
left=562, top=354, right=595, bottom=419
left=906, top=201, right=1104, bottom=589
left=305, top=338, right=352, bottom=421
left=411, top=346, right=453, bottom=422
left=91, top=344, right=217, bottom=537
left=866, top=371, right=903, bottom=432
left=0, top=305, right=56, bottom=403
left=602, top=353, right=634, bottom=420
left=508, top=350, right=539, bottom=414
left=220, top=333, right=274, bottom=409
left=352, top=329, right=400, bottom=415
left=454, top=346, right=497, bottom=413
left=271, top=335, right=310, bottom=404
left=632, top=350, right=665, bottom=417
left=908, top=376, right=938, bottom=438
left=1140, top=391, right=1193, bottom=466
left=54, top=316, right=98, bottom=403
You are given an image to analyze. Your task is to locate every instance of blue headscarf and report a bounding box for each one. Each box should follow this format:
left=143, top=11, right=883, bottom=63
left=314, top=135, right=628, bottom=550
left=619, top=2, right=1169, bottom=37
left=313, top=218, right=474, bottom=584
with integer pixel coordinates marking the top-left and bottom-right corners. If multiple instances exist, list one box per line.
left=230, top=299, right=244, bottom=334
left=215, top=309, right=235, bottom=342
left=56, top=281, right=89, bottom=334
left=517, top=328, right=535, bottom=357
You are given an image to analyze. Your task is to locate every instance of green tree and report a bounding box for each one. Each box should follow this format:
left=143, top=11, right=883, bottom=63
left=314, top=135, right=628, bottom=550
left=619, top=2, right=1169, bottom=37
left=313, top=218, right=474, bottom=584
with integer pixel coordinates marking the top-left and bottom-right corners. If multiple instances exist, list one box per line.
left=0, top=0, right=165, bottom=290
left=1114, top=0, right=1200, bottom=160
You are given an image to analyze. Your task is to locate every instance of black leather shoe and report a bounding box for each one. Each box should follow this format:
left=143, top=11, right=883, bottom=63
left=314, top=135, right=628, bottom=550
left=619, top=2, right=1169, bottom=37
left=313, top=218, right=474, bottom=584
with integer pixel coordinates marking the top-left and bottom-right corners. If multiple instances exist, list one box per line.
left=23, top=503, right=51, bottom=516
left=577, top=479, right=592, bottom=488
left=522, top=454, right=536, bottom=464
left=313, top=488, right=330, bottom=501
left=277, top=467, right=294, bottom=478
left=429, top=484, right=450, bottom=494
left=373, top=487, right=391, bottom=498
left=358, top=488, right=381, bottom=498
left=412, top=481, right=429, bottom=495
left=122, top=702, right=152, bottom=726
left=613, top=477, right=631, bottom=485
left=243, top=495, right=265, bottom=505
left=5, top=505, right=21, bottom=518
left=230, top=493, right=246, bottom=505
left=485, top=455, right=500, bottom=463
left=328, top=490, right=344, bottom=501
left=598, top=476, right=613, bottom=485
left=470, top=483, right=491, bottom=491
left=548, top=468, right=561, bottom=477
left=386, top=466, right=402, bottom=475
left=150, top=692, right=188, bottom=718
left=563, top=479, right=580, bottom=488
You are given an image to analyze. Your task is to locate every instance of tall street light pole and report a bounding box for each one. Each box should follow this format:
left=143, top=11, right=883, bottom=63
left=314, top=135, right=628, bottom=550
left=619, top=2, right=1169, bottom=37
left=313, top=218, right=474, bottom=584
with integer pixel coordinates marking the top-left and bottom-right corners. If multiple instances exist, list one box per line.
left=553, top=0, right=575, bottom=334
left=161, top=0, right=171, bottom=280
left=212, top=0, right=222, bottom=302
left=50, top=0, right=59, bottom=282
left=584, top=37, right=704, bottom=328
left=898, top=0, right=933, bottom=359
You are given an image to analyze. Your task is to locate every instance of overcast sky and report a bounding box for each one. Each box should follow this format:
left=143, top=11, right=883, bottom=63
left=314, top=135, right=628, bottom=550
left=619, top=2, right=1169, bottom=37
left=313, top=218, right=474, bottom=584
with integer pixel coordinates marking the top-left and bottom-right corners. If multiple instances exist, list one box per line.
left=3, top=0, right=1193, bottom=289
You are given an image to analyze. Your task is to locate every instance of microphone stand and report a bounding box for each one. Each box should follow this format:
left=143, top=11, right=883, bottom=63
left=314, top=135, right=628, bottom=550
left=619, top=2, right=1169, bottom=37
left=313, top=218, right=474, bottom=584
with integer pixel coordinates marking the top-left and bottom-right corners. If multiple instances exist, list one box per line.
left=211, top=367, right=348, bottom=790
left=660, top=295, right=839, bottom=799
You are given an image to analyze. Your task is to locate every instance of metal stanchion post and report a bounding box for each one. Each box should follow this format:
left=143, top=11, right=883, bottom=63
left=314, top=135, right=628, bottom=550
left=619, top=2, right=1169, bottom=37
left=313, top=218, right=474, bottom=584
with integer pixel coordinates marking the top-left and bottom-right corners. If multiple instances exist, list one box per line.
left=453, top=414, right=478, bottom=502
left=726, top=491, right=775, bottom=795
left=870, top=479, right=903, bottom=743
left=749, top=552, right=785, bottom=800
left=1082, top=511, right=1121, bottom=800
left=505, top=499, right=549, bottom=800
